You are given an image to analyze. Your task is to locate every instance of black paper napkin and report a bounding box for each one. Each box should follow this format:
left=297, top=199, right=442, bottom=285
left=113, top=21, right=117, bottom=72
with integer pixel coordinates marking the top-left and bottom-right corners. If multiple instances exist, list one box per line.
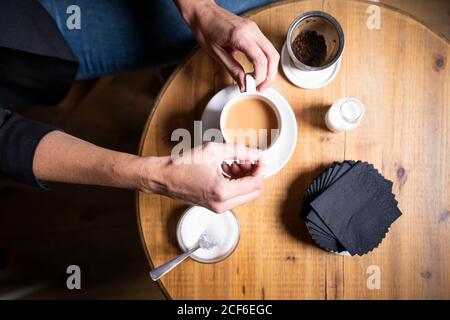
left=300, top=161, right=401, bottom=255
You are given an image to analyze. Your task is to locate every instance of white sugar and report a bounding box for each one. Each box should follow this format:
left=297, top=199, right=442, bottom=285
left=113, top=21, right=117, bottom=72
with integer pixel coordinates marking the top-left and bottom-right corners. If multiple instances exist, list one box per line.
left=178, top=207, right=240, bottom=262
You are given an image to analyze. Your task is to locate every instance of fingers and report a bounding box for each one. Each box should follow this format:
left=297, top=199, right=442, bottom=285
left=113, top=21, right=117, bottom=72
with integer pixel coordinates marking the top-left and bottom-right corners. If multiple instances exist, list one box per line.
left=237, top=160, right=253, bottom=172
left=230, top=21, right=279, bottom=91
left=226, top=166, right=263, bottom=194
left=193, top=142, right=262, bottom=166
left=212, top=46, right=246, bottom=91
left=216, top=161, right=263, bottom=198
left=255, top=35, right=280, bottom=91
left=208, top=158, right=264, bottom=213
left=220, top=143, right=263, bottom=161
left=237, top=43, right=268, bottom=88
left=221, top=160, right=260, bottom=178
left=221, top=162, right=242, bottom=178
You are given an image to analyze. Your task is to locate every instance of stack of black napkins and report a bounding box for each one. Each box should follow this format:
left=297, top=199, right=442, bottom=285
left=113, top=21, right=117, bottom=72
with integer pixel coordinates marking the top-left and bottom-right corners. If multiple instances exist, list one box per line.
left=300, top=161, right=402, bottom=255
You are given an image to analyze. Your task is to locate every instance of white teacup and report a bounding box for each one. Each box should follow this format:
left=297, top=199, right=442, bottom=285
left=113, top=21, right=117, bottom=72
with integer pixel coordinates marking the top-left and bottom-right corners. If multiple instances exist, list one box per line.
left=220, top=74, right=283, bottom=151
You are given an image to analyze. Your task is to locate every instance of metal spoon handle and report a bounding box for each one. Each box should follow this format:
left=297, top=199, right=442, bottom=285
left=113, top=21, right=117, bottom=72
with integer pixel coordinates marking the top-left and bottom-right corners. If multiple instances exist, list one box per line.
left=149, top=245, right=200, bottom=281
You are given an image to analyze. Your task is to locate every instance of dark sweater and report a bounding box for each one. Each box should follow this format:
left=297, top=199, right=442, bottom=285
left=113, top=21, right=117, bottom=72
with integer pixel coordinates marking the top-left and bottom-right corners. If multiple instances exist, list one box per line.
left=0, top=0, right=78, bottom=187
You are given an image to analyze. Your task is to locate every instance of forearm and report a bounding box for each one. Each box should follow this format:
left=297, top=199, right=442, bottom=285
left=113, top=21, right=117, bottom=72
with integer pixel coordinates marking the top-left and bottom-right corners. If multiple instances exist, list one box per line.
left=33, top=131, right=154, bottom=190
left=33, top=131, right=264, bottom=212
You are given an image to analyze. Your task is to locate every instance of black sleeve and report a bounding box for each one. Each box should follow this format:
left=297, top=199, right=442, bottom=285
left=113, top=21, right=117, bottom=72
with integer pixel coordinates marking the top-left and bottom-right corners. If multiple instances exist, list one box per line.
left=0, top=106, right=56, bottom=188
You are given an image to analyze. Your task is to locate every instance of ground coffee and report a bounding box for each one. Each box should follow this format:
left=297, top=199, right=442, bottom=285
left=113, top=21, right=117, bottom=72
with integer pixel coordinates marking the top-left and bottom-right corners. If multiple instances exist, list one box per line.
left=292, top=30, right=327, bottom=67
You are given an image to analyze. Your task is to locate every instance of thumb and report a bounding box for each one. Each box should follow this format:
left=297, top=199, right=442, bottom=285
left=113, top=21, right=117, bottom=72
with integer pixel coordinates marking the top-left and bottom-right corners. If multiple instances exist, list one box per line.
left=220, top=161, right=264, bottom=198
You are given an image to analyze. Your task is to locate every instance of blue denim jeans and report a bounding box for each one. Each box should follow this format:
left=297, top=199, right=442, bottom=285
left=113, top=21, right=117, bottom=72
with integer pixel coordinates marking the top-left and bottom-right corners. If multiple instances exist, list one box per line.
left=38, top=0, right=279, bottom=80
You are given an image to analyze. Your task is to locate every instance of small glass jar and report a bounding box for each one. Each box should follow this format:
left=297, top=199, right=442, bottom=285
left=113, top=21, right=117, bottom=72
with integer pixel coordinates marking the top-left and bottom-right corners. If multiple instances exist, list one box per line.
left=325, top=98, right=365, bottom=133
left=286, top=11, right=345, bottom=71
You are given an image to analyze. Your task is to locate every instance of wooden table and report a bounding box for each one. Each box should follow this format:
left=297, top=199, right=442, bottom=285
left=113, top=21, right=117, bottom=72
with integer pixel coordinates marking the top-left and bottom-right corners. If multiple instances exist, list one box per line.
left=137, top=0, right=450, bottom=299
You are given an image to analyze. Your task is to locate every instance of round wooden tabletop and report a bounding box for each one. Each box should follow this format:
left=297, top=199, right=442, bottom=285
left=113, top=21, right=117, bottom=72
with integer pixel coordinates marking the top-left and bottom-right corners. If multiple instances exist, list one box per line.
left=137, top=0, right=449, bottom=299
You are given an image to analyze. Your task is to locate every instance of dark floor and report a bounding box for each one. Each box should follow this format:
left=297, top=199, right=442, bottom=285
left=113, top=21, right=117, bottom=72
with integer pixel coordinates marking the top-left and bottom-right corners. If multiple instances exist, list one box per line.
left=0, top=0, right=449, bottom=299
left=0, top=71, right=166, bottom=299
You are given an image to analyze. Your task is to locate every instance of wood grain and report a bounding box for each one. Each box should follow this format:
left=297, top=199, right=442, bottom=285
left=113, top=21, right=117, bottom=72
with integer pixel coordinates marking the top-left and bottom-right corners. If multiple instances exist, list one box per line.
left=137, top=0, right=450, bottom=299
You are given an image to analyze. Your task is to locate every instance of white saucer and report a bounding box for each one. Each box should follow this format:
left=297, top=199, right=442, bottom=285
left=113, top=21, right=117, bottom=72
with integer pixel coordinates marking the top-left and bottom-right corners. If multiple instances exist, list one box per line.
left=281, top=41, right=341, bottom=89
left=200, top=85, right=297, bottom=178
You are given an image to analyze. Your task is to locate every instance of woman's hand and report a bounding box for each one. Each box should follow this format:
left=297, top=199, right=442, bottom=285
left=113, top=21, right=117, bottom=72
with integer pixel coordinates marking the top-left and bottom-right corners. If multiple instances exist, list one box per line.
left=139, top=142, right=264, bottom=213
left=33, top=132, right=263, bottom=213
left=175, top=0, right=280, bottom=92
